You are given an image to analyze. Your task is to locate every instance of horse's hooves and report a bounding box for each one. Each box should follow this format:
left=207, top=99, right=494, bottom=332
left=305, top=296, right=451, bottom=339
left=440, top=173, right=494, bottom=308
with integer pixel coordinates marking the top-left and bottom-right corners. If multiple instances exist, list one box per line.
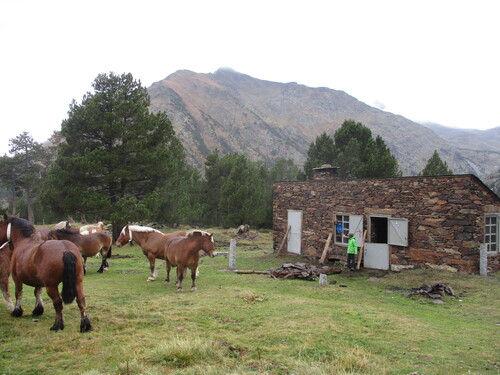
left=50, top=320, right=64, bottom=331
left=176, top=289, right=183, bottom=293
left=32, top=304, right=44, bottom=316
left=11, top=307, right=23, bottom=317
left=80, top=317, right=92, bottom=333
left=164, top=281, right=170, bottom=286
left=147, top=278, right=156, bottom=282
left=191, top=287, right=197, bottom=292
left=104, top=268, right=109, bottom=271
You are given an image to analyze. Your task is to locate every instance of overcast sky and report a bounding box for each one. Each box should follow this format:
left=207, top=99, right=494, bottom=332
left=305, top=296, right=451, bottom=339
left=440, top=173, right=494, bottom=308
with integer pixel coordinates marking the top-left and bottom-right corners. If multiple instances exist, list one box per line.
left=1, top=0, right=498, bottom=155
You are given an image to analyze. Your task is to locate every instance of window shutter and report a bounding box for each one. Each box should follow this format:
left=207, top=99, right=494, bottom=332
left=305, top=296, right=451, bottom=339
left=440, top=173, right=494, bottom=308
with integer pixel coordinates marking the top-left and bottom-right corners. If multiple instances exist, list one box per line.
left=388, top=218, right=408, bottom=246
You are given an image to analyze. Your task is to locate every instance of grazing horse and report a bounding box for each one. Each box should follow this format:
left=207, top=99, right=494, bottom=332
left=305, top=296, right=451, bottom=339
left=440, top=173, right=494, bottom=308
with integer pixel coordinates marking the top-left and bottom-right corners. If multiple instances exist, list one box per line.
left=48, top=229, right=112, bottom=274
left=0, top=214, right=92, bottom=332
left=115, top=225, right=186, bottom=282
left=0, top=244, right=14, bottom=312
left=164, top=230, right=216, bottom=292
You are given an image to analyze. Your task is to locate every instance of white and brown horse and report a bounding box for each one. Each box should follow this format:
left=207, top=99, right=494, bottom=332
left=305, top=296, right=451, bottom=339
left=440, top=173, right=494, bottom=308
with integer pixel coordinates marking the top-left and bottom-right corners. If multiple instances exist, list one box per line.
left=78, top=221, right=105, bottom=235
left=115, top=225, right=186, bottom=282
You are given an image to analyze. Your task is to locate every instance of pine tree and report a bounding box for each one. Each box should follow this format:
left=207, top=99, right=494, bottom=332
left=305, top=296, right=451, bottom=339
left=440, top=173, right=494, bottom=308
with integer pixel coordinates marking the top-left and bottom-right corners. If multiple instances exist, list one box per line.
left=41, top=72, right=188, bottom=237
left=303, top=132, right=336, bottom=179
left=420, top=150, right=453, bottom=176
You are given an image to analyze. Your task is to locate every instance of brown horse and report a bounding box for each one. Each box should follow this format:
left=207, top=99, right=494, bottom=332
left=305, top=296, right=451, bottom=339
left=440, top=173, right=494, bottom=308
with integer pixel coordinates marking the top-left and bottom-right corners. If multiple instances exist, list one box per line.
left=48, top=229, right=112, bottom=274
left=115, top=225, right=186, bottom=282
left=164, top=230, right=216, bottom=292
left=0, top=214, right=92, bottom=332
left=0, top=243, right=14, bottom=312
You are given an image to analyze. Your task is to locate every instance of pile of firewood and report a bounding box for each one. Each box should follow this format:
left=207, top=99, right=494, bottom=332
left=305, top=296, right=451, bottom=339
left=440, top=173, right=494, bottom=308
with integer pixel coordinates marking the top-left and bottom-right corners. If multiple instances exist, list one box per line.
left=268, top=262, right=341, bottom=281
left=409, top=283, right=457, bottom=299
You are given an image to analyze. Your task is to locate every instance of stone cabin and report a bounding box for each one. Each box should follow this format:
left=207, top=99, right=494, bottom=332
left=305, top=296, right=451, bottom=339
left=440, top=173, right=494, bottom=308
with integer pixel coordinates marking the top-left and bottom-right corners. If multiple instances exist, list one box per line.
left=272, top=166, right=500, bottom=274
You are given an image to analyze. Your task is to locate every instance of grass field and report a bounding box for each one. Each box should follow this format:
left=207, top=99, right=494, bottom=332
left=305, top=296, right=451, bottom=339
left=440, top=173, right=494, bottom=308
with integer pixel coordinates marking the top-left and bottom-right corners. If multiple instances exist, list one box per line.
left=0, top=228, right=498, bottom=375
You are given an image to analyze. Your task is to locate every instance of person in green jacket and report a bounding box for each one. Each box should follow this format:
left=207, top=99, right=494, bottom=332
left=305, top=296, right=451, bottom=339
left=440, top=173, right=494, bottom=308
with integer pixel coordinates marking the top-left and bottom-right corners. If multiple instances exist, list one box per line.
left=347, top=233, right=358, bottom=270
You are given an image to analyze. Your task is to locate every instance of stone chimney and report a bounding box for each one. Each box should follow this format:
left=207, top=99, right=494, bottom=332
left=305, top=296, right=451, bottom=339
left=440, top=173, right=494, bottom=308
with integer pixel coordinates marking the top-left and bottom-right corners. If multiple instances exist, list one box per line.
left=313, top=164, right=340, bottom=180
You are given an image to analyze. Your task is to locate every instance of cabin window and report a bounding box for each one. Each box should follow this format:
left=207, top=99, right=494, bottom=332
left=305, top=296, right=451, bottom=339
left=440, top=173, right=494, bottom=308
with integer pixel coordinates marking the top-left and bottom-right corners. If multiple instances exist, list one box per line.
left=334, top=214, right=363, bottom=245
left=485, top=215, right=499, bottom=253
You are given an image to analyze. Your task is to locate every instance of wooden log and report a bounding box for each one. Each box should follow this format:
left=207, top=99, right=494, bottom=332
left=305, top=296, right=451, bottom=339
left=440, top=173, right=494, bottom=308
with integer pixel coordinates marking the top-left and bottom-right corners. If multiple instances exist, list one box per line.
left=232, top=270, right=270, bottom=275
left=319, top=233, right=333, bottom=264
left=277, top=225, right=291, bottom=256
left=356, top=230, right=367, bottom=270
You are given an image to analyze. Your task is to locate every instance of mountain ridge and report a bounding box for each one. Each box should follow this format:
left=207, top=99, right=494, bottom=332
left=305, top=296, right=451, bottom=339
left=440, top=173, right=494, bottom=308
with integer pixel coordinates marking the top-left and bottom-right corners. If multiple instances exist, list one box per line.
left=148, top=68, right=500, bottom=177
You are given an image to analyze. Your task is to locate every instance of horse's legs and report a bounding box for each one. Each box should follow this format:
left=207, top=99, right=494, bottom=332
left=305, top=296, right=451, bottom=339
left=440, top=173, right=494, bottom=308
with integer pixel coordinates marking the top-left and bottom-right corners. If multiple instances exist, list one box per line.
left=190, top=266, right=197, bottom=292
left=11, top=276, right=23, bottom=317
left=164, top=262, right=171, bottom=285
left=32, top=287, right=44, bottom=316
left=97, top=246, right=111, bottom=273
left=176, top=266, right=184, bottom=292
left=75, top=280, right=92, bottom=332
left=97, top=254, right=108, bottom=273
left=0, top=276, right=14, bottom=312
left=45, top=286, right=64, bottom=331
left=83, top=256, right=88, bottom=275
left=147, top=254, right=157, bottom=281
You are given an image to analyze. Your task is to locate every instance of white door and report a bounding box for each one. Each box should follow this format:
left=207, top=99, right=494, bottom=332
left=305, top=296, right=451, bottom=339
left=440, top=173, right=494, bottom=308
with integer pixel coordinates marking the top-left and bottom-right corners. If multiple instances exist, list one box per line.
left=287, top=210, right=302, bottom=254
left=364, top=243, right=390, bottom=270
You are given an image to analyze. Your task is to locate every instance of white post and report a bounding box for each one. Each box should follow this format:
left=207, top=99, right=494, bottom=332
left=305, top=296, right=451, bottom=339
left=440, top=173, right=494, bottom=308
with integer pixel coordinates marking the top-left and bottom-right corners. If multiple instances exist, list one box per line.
left=479, top=243, right=488, bottom=276
left=319, top=273, right=328, bottom=286
left=229, top=239, right=237, bottom=269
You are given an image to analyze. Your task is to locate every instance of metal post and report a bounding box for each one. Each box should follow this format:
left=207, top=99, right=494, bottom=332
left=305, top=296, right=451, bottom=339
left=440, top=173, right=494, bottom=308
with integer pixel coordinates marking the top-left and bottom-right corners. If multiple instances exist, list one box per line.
left=229, top=239, right=237, bottom=269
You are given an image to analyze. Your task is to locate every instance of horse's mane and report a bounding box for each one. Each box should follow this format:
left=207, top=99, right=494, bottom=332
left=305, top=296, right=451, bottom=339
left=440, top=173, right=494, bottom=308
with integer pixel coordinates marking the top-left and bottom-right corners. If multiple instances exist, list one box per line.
left=8, top=216, right=36, bottom=238
left=121, top=225, right=161, bottom=235
left=186, top=230, right=212, bottom=237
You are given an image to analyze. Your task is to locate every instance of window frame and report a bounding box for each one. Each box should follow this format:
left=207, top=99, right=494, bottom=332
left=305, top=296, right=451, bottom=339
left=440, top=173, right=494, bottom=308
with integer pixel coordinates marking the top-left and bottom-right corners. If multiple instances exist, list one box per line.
left=484, top=214, right=499, bottom=254
left=333, top=213, right=363, bottom=246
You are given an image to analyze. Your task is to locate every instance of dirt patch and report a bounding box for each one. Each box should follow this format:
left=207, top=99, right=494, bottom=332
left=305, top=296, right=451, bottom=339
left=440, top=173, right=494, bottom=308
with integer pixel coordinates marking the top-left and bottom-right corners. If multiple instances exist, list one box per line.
left=111, top=254, right=134, bottom=259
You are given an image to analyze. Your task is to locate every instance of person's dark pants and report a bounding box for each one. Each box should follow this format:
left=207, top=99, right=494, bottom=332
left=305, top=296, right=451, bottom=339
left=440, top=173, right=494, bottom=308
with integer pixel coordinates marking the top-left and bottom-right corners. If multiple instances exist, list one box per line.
left=347, top=253, right=356, bottom=269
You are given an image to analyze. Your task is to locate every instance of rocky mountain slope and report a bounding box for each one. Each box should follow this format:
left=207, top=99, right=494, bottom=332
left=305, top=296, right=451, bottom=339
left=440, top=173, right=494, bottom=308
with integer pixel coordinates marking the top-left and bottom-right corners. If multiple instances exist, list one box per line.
left=148, top=68, right=500, bottom=176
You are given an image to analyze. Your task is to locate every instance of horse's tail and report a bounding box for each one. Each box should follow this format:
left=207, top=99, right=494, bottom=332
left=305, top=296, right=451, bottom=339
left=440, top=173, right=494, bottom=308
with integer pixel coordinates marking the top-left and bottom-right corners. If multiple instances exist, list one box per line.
left=61, top=252, right=77, bottom=304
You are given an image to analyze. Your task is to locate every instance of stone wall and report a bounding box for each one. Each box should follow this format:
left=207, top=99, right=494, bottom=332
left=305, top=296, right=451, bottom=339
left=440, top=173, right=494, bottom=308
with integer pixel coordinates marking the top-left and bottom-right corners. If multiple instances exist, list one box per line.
left=273, top=175, right=500, bottom=274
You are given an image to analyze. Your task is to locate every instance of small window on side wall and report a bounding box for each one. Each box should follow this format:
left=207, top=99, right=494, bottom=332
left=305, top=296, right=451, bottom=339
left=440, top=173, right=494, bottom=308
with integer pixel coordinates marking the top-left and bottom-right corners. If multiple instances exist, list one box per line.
left=485, top=215, right=499, bottom=253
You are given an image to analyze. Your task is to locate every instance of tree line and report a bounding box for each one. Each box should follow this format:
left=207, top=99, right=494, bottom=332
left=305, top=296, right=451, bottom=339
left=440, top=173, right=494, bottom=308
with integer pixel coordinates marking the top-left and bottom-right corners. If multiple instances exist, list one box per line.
left=0, top=72, right=452, bottom=236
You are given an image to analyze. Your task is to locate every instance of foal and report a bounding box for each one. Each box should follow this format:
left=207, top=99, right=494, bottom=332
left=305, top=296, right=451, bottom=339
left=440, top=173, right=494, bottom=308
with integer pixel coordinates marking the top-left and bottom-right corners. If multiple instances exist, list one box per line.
left=164, top=230, right=216, bottom=292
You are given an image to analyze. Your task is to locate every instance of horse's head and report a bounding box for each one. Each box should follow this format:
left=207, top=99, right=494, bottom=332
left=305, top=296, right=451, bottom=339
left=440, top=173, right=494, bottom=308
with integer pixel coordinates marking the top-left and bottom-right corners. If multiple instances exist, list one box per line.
left=190, top=231, right=216, bottom=257
left=0, top=214, right=36, bottom=250
left=115, top=225, right=130, bottom=248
